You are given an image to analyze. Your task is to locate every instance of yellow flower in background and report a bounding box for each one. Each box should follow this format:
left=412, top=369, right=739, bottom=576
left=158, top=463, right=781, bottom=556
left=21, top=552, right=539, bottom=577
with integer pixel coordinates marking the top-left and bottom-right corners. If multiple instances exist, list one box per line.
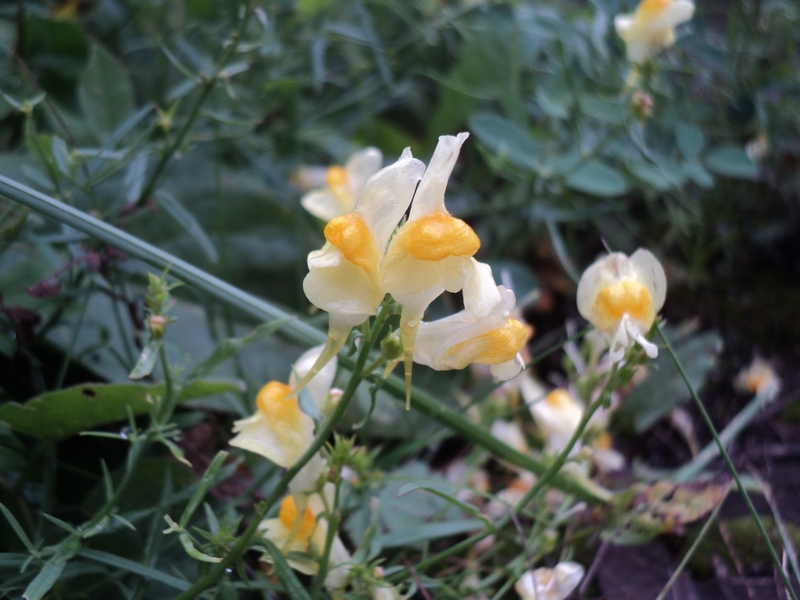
left=299, top=147, right=383, bottom=222
left=615, top=0, right=695, bottom=63
left=413, top=259, right=527, bottom=380
left=229, top=345, right=337, bottom=467
left=577, top=249, right=666, bottom=362
left=515, top=562, right=585, bottom=600
left=734, top=357, right=780, bottom=397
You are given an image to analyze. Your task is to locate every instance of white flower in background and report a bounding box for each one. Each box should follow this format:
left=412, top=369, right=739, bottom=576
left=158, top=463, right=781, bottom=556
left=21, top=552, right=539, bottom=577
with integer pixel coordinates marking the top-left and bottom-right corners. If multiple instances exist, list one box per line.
left=490, top=419, right=529, bottom=454
left=229, top=345, right=336, bottom=467
left=591, top=432, right=626, bottom=474
left=413, top=259, right=527, bottom=380
left=735, top=357, right=780, bottom=397
left=577, top=249, right=666, bottom=363
left=615, top=0, right=695, bottom=63
left=527, top=388, right=583, bottom=455
left=515, top=562, right=585, bottom=600
left=300, top=147, right=383, bottom=222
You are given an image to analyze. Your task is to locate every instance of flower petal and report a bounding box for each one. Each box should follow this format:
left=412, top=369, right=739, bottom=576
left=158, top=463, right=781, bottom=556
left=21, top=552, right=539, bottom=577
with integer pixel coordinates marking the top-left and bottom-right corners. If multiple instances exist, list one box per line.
left=344, top=147, right=383, bottom=198
left=409, top=133, right=469, bottom=221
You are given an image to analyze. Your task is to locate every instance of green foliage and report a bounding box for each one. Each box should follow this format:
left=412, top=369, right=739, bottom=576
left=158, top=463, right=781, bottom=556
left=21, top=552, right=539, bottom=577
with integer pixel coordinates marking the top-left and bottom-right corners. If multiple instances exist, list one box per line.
left=0, top=0, right=797, bottom=597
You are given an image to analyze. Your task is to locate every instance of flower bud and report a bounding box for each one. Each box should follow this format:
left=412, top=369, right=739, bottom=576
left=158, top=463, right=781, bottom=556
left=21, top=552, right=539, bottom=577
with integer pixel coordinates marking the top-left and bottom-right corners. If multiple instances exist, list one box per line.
left=631, top=90, right=654, bottom=121
left=148, top=315, right=167, bottom=340
left=380, top=331, right=404, bottom=361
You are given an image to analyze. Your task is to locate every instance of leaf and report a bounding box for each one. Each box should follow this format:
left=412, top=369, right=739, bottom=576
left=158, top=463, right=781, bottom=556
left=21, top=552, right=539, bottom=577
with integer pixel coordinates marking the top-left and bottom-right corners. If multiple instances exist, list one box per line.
left=178, top=531, right=221, bottom=563
left=621, top=329, right=723, bottom=432
left=566, top=160, right=628, bottom=197
left=580, top=96, right=626, bottom=125
left=155, top=190, right=219, bottom=264
left=629, top=162, right=674, bottom=191
left=78, top=44, right=136, bottom=138
left=128, top=339, right=163, bottom=380
left=188, top=318, right=292, bottom=381
left=179, top=451, right=229, bottom=528
left=469, top=112, right=539, bottom=170
left=675, top=123, right=705, bottom=162
left=0, top=503, right=38, bottom=554
left=0, top=379, right=243, bottom=441
left=376, top=518, right=487, bottom=548
left=683, top=161, right=715, bottom=189
left=704, top=145, right=758, bottom=180
left=396, top=483, right=491, bottom=526
left=78, top=548, right=190, bottom=590
left=601, top=479, right=731, bottom=545
left=261, top=538, right=313, bottom=600
left=23, top=538, right=80, bottom=600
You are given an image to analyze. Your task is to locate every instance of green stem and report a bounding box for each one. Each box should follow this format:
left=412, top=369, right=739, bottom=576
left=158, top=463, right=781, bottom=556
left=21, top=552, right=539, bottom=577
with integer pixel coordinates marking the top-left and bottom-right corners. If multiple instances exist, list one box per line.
left=310, top=477, right=342, bottom=598
left=388, top=366, right=616, bottom=583
left=658, top=327, right=797, bottom=600
left=135, top=3, right=256, bottom=207
left=174, top=307, right=384, bottom=600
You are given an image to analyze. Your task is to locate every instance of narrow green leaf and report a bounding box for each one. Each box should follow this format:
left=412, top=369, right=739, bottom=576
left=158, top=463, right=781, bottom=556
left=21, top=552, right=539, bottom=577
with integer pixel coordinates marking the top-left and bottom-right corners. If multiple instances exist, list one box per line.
left=41, top=513, right=80, bottom=536
left=397, top=483, right=491, bottom=526
left=188, top=319, right=293, bottom=381
left=100, top=460, right=113, bottom=502
left=377, top=518, right=487, bottom=548
left=0, top=503, right=37, bottom=554
left=23, top=554, right=68, bottom=600
left=156, top=190, right=219, bottom=263
left=179, top=531, right=222, bottom=563
left=78, top=548, right=190, bottom=590
left=179, top=451, right=229, bottom=528
left=261, top=538, right=313, bottom=600
left=0, top=379, right=243, bottom=441
left=128, top=339, right=163, bottom=380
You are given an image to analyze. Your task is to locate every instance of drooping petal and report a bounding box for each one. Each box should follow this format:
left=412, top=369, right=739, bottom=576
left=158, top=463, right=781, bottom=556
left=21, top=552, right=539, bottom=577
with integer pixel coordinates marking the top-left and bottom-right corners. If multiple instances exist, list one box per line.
left=515, top=561, right=585, bottom=600
left=300, top=189, right=343, bottom=222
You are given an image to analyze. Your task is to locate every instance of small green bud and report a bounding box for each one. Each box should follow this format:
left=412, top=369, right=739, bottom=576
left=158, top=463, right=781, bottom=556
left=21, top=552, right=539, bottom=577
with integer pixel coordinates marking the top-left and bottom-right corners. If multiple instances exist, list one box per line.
left=380, top=331, right=403, bottom=361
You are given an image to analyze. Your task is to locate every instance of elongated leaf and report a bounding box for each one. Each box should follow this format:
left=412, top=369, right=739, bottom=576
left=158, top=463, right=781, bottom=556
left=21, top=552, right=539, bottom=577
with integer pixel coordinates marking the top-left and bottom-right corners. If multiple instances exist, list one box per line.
left=188, top=318, right=292, bottom=381
left=180, top=451, right=229, bottom=528
left=261, top=538, right=313, bottom=600
left=566, top=160, right=628, bottom=197
left=78, top=548, right=190, bottom=590
left=675, top=123, right=705, bottom=161
left=704, top=145, right=758, bottom=180
left=468, top=112, right=539, bottom=170
left=129, top=339, right=163, bottom=380
left=178, top=531, right=221, bottom=563
left=376, top=518, right=487, bottom=548
left=397, top=483, right=490, bottom=526
left=78, top=45, right=136, bottom=138
left=0, top=379, right=242, bottom=440
left=0, top=503, right=37, bottom=554
left=23, top=554, right=68, bottom=600
left=156, top=190, right=219, bottom=263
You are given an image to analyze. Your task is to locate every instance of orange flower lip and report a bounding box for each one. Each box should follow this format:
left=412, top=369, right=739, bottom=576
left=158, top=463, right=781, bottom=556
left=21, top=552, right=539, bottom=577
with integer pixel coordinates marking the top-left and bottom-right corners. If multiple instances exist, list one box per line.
left=398, top=211, right=480, bottom=261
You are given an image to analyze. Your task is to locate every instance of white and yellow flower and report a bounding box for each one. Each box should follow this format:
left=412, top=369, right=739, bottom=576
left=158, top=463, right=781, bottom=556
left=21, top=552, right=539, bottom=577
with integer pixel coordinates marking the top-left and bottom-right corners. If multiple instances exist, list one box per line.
left=515, top=562, right=585, bottom=600
left=413, top=259, right=527, bottom=380
left=299, top=148, right=383, bottom=222
left=526, top=387, right=584, bottom=455
left=576, top=249, right=666, bottom=363
left=615, top=0, right=695, bottom=64
left=259, top=491, right=351, bottom=588
left=381, top=133, right=483, bottom=390
left=229, top=345, right=336, bottom=467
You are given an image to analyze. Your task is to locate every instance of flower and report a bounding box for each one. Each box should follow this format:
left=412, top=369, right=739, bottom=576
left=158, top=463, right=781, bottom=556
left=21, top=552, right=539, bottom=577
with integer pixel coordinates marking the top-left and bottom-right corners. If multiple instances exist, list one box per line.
left=259, top=490, right=351, bottom=588
left=300, top=148, right=383, bottom=222
left=515, top=562, right=585, bottom=600
left=300, top=134, right=521, bottom=404
left=576, top=249, right=666, bottom=362
left=527, top=388, right=584, bottom=455
left=413, top=259, right=527, bottom=380
left=229, top=345, right=336, bottom=467
left=614, top=0, right=695, bottom=63
left=735, top=357, right=780, bottom=397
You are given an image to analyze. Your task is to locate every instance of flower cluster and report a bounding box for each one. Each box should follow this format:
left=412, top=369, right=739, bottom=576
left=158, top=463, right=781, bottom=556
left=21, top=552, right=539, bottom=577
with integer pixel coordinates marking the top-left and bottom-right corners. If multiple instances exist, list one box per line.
left=299, top=133, right=527, bottom=402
